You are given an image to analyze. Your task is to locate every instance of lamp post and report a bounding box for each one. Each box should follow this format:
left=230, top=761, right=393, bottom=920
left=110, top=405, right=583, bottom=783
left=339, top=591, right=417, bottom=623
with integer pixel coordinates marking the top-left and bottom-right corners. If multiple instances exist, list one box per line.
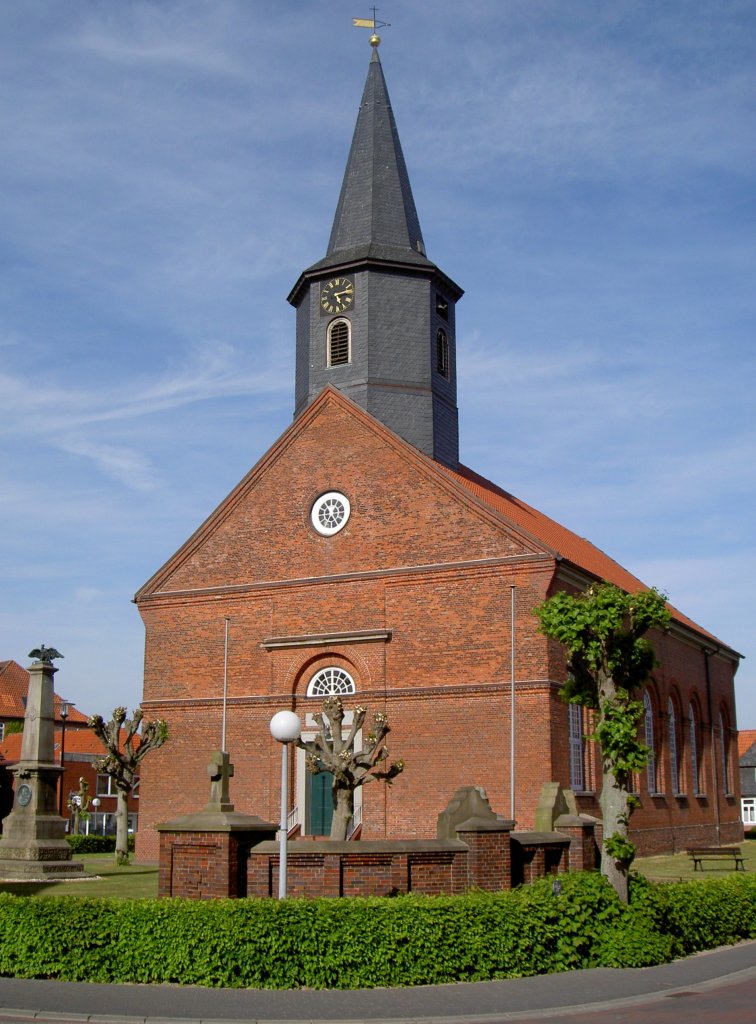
left=90, top=796, right=101, bottom=836
left=269, top=710, right=301, bottom=899
left=58, top=699, right=73, bottom=816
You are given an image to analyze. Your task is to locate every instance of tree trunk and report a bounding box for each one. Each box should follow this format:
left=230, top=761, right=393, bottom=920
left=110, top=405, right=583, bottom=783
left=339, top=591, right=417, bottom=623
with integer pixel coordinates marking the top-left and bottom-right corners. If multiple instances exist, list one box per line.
left=599, top=764, right=630, bottom=903
left=115, top=786, right=130, bottom=865
left=597, top=670, right=631, bottom=903
left=329, top=784, right=354, bottom=841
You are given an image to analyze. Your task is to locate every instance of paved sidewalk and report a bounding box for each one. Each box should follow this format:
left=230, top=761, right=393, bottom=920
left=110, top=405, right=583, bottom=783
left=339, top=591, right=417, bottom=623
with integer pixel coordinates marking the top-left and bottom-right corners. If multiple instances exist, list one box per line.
left=0, top=940, right=754, bottom=1023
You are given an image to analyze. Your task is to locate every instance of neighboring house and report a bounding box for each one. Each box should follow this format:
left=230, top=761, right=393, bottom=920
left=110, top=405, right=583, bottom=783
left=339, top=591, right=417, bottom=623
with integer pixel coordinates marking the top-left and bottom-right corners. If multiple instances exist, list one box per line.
left=133, top=44, right=742, bottom=861
left=0, top=728, right=140, bottom=836
left=0, top=659, right=89, bottom=740
left=738, top=730, right=756, bottom=830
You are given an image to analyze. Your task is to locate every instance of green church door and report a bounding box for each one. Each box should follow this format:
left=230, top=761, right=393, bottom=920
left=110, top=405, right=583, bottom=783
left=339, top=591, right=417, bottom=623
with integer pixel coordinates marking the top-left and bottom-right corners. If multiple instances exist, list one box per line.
left=308, top=769, right=334, bottom=836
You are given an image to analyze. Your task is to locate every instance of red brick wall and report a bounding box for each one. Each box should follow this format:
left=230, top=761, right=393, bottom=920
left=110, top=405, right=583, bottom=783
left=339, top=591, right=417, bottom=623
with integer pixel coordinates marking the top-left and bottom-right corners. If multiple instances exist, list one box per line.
left=135, top=393, right=741, bottom=862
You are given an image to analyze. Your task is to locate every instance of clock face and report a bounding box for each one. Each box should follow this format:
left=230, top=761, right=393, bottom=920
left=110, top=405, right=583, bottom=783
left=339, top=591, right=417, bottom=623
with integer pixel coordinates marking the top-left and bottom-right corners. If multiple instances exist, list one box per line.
left=320, top=277, right=354, bottom=316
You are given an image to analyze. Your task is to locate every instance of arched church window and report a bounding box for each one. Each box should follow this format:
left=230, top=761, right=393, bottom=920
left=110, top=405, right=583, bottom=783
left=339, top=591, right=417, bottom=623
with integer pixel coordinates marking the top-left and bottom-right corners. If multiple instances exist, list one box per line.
left=568, top=703, right=584, bottom=791
left=328, top=319, right=350, bottom=366
left=306, top=666, right=356, bottom=698
left=720, top=709, right=732, bottom=794
left=436, top=328, right=449, bottom=378
left=689, top=702, right=701, bottom=796
left=644, top=691, right=657, bottom=794
left=668, top=697, right=680, bottom=795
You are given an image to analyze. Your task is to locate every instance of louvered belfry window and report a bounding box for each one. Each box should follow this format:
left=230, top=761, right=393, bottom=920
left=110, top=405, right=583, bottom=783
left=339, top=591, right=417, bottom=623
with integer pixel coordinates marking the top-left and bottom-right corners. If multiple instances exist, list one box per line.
left=436, top=328, right=449, bottom=377
left=328, top=319, right=350, bottom=366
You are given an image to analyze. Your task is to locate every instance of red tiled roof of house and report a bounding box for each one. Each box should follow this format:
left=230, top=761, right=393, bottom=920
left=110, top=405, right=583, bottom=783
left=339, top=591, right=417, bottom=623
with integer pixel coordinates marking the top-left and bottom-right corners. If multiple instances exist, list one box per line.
left=0, top=726, right=135, bottom=763
left=441, top=463, right=727, bottom=646
left=0, top=660, right=89, bottom=725
left=738, top=730, right=756, bottom=759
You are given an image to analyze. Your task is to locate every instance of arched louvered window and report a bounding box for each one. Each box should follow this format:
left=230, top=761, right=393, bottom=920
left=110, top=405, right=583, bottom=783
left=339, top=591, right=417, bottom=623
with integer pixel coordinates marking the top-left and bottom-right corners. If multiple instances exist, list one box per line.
left=436, top=328, right=449, bottom=378
left=327, top=319, right=350, bottom=366
left=644, top=691, right=657, bottom=794
left=306, top=666, right=356, bottom=698
left=668, top=698, right=680, bottom=795
left=688, top=703, right=700, bottom=796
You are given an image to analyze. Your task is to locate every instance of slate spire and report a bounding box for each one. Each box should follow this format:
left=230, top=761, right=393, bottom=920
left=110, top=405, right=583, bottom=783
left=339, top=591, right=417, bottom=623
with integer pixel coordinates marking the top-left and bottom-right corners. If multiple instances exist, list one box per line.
left=288, top=40, right=463, bottom=469
left=326, top=45, right=428, bottom=265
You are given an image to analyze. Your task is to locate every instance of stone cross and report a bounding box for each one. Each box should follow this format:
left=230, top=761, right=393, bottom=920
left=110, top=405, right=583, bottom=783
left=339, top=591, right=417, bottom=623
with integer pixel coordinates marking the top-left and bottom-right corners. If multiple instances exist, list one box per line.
left=204, top=750, right=234, bottom=813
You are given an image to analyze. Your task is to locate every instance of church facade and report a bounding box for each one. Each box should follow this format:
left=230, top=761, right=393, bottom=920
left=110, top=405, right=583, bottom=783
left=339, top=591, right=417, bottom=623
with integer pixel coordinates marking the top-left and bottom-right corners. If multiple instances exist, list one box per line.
left=135, top=42, right=742, bottom=862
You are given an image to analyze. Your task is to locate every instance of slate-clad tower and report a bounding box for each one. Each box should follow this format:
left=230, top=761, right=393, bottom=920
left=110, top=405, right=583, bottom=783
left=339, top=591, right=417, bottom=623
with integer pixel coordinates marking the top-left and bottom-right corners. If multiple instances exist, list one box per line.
left=288, top=39, right=463, bottom=469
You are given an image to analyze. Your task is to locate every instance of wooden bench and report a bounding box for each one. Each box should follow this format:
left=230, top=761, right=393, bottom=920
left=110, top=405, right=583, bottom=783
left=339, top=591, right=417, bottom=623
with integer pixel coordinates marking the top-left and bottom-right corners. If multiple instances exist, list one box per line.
left=686, top=846, right=745, bottom=871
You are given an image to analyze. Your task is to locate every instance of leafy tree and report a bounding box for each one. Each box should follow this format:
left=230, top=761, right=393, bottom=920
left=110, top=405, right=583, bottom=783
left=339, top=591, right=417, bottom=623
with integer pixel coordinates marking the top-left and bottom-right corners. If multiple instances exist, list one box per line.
left=297, top=697, right=404, bottom=840
left=2, top=720, right=23, bottom=737
left=536, top=583, right=671, bottom=901
left=89, top=707, right=168, bottom=864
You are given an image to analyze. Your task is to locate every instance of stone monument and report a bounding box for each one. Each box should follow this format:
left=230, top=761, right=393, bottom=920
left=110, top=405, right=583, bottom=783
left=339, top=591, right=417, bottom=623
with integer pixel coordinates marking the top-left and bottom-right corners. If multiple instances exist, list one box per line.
left=0, top=647, right=85, bottom=878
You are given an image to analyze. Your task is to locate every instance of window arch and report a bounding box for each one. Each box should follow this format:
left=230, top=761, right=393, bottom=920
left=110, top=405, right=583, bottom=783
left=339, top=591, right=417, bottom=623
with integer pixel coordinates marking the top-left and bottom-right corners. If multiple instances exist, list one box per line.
left=688, top=701, right=701, bottom=796
left=668, top=697, right=681, bottom=796
left=644, top=691, right=657, bottom=794
left=436, top=328, right=449, bottom=378
left=306, top=666, right=356, bottom=698
left=327, top=319, right=351, bottom=366
left=568, top=703, right=584, bottom=791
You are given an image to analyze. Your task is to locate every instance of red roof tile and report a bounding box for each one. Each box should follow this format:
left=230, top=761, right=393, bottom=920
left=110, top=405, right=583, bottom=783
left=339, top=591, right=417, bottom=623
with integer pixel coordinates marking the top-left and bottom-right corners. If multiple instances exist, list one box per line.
left=0, top=660, right=90, bottom=725
left=1, top=726, right=135, bottom=763
left=738, top=730, right=756, bottom=759
left=440, top=463, right=728, bottom=646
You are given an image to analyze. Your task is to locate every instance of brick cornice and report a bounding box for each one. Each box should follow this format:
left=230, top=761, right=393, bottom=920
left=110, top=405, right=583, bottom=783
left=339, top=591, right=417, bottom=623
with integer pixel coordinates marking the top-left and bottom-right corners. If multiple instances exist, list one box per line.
left=261, top=629, right=391, bottom=650
left=136, top=552, right=554, bottom=606
left=140, top=678, right=560, bottom=711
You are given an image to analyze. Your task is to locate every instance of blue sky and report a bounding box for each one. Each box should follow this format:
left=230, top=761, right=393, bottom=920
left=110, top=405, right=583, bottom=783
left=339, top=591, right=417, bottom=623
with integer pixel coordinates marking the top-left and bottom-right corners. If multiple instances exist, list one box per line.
left=1, top=1, right=754, bottom=726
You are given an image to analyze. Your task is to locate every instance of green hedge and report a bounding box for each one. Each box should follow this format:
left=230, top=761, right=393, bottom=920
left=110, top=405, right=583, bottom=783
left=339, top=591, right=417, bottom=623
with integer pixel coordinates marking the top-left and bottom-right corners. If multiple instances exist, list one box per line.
left=0, top=873, right=754, bottom=989
left=66, top=834, right=135, bottom=854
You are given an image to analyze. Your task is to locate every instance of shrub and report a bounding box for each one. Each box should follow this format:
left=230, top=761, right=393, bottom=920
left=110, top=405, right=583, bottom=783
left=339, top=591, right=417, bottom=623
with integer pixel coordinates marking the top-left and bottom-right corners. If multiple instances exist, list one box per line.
left=66, top=834, right=135, bottom=854
left=0, top=872, right=754, bottom=988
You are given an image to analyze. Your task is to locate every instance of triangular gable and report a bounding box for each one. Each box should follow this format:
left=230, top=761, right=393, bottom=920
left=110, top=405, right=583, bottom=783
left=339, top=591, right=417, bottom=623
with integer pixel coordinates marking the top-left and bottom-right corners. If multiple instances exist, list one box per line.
left=136, top=387, right=551, bottom=601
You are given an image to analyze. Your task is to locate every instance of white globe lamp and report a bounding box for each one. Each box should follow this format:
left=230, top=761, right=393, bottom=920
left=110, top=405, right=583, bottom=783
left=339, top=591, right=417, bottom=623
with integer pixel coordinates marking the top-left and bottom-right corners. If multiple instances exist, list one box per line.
left=270, top=710, right=301, bottom=898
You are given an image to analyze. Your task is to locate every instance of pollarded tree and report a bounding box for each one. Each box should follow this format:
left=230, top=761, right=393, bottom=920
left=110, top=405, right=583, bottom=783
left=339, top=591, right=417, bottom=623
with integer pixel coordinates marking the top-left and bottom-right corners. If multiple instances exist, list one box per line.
left=89, top=707, right=168, bottom=864
left=535, top=583, right=671, bottom=902
left=297, top=697, right=404, bottom=840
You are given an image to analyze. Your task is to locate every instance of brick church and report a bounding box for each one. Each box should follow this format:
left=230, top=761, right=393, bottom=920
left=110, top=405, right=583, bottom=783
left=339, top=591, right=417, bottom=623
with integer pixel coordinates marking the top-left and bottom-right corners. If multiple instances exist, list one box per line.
left=135, top=40, right=742, bottom=861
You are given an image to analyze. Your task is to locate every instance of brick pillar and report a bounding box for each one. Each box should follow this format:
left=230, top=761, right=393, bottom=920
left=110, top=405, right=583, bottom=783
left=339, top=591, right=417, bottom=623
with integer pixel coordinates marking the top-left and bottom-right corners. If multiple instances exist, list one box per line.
left=456, top=821, right=513, bottom=891
left=157, top=816, right=275, bottom=899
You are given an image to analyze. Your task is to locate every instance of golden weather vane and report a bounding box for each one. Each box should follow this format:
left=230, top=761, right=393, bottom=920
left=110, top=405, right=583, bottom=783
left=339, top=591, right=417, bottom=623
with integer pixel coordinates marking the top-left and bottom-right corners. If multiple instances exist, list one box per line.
left=353, top=7, right=391, bottom=48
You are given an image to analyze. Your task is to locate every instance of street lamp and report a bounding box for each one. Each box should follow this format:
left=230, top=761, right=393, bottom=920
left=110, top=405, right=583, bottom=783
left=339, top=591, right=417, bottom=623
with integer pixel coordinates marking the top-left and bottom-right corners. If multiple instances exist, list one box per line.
left=58, top=699, right=73, bottom=816
left=90, top=796, right=101, bottom=836
left=269, top=710, right=301, bottom=899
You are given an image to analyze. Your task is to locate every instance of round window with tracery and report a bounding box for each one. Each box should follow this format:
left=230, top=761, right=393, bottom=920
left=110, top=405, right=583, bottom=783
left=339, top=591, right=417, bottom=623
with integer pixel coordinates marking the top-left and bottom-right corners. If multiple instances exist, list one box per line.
left=311, top=491, right=350, bottom=536
left=306, top=667, right=356, bottom=697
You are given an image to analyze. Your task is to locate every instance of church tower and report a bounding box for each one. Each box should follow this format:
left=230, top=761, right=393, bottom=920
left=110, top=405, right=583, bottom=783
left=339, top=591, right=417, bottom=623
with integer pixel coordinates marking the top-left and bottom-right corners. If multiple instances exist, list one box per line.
left=288, top=38, right=464, bottom=469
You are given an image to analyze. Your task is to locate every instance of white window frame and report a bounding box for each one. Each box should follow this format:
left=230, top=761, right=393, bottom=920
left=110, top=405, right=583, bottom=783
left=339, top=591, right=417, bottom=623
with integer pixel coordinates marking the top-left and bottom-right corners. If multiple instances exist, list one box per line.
left=306, top=666, right=356, bottom=698
left=327, top=318, right=351, bottom=367
left=742, top=797, right=756, bottom=825
left=96, top=773, right=117, bottom=797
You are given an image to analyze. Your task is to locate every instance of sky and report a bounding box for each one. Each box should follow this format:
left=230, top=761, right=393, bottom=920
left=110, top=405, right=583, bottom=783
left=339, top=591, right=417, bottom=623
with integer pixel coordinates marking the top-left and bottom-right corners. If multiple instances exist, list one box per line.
left=1, top=0, right=754, bottom=725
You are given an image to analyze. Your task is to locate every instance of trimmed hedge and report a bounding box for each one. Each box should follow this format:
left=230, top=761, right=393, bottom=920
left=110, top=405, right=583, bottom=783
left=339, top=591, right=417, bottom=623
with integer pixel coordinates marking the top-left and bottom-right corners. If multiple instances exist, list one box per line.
left=0, top=872, right=754, bottom=989
left=66, top=834, right=135, bottom=854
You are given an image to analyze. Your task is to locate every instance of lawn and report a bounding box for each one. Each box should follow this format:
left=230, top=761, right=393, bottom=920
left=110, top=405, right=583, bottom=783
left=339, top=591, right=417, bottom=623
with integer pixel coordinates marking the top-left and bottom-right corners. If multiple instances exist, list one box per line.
left=634, top=830, right=756, bottom=882
left=0, top=854, right=158, bottom=899
left=1, top=835, right=752, bottom=898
